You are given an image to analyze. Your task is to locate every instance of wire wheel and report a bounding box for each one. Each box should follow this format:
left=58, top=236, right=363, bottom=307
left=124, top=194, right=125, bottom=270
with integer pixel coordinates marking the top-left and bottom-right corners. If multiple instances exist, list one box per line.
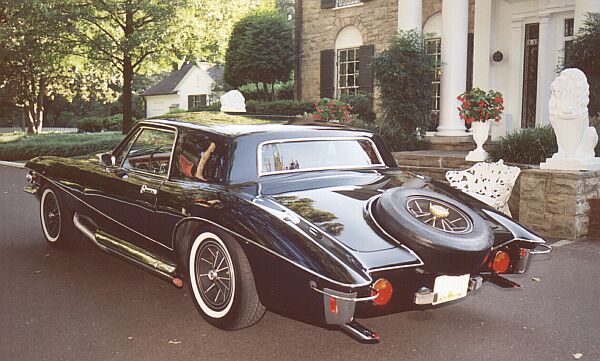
left=41, top=189, right=61, bottom=242
left=405, top=196, right=473, bottom=234
left=194, top=239, right=234, bottom=312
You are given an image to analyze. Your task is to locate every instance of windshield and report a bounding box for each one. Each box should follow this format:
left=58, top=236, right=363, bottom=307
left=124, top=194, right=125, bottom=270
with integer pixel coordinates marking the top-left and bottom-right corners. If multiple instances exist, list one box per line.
left=259, top=138, right=384, bottom=175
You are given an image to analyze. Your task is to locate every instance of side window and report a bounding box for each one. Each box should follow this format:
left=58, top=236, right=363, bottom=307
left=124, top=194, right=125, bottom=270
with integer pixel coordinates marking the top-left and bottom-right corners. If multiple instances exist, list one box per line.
left=114, top=129, right=140, bottom=166
left=173, top=131, right=224, bottom=182
left=122, top=128, right=176, bottom=176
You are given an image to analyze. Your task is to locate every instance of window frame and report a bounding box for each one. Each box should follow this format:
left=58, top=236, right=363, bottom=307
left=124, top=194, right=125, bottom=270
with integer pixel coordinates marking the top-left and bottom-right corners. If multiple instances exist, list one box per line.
left=170, top=129, right=227, bottom=184
left=425, top=37, right=442, bottom=118
left=190, top=94, right=207, bottom=110
left=334, top=0, right=362, bottom=9
left=336, top=47, right=360, bottom=98
left=256, top=136, right=386, bottom=177
left=119, top=124, right=179, bottom=180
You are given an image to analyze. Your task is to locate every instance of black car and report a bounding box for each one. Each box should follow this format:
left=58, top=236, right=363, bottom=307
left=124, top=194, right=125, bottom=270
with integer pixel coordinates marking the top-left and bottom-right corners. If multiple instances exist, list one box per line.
left=24, top=114, right=550, bottom=342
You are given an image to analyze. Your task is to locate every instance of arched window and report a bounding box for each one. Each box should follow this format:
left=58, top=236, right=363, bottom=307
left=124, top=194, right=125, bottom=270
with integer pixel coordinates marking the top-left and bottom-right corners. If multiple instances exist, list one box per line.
left=335, top=26, right=363, bottom=97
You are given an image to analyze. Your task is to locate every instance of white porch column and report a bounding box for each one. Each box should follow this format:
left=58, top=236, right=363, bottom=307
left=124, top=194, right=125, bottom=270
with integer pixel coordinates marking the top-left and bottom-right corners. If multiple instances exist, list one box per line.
left=536, top=15, right=553, bottom=126
left=436, top=0, right=468, bottom=136
left=575, top=0, right=600, bottom=32
left=472, top=0, right=492, bottom=89
left=397, top=0, right=422, bottom=31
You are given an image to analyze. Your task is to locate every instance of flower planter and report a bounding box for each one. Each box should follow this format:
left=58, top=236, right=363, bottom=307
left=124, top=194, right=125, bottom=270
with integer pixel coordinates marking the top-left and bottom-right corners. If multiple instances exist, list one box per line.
left=465, top=121, right=490, bottom=161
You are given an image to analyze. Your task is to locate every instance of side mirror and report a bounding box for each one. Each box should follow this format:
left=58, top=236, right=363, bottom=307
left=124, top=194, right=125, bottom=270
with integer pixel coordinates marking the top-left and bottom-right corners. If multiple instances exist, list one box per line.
left=100, top=153, right=116, bottom=167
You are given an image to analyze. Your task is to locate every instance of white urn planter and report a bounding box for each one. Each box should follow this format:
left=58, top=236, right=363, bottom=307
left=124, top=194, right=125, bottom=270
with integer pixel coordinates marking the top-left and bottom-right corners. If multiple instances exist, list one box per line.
left=465, top=121, right=490, bottom=162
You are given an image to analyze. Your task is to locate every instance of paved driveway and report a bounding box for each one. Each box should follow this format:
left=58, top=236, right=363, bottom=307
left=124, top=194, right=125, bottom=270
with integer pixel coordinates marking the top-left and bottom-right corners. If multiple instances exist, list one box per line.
left=1, top=165, right=599, bottom=361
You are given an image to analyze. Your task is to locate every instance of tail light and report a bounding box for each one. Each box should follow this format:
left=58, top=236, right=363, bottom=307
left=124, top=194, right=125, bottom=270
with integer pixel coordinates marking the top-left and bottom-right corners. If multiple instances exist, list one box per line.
left=492, top=251, right=510, bottom=273
left=371, top=278, right=393, bottom=306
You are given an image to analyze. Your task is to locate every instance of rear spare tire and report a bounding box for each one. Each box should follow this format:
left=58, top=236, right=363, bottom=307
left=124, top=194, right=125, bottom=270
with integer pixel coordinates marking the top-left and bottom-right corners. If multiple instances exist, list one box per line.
left=374, top=187, right=493, bottom=274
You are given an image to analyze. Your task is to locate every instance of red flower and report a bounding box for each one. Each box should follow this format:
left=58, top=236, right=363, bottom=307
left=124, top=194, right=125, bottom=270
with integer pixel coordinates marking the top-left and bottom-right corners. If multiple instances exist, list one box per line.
left=479, top=99, right=485, bottom=107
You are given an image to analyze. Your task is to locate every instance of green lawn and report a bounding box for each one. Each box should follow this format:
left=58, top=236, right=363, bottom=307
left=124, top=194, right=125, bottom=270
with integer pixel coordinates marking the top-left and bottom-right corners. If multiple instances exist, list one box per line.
left=0, top=132, right=125, bottom=161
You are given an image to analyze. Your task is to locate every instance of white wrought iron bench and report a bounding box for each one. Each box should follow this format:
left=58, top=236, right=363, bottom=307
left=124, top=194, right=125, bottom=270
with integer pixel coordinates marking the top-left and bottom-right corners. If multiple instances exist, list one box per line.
left=445, top=159, right=521, bottom=217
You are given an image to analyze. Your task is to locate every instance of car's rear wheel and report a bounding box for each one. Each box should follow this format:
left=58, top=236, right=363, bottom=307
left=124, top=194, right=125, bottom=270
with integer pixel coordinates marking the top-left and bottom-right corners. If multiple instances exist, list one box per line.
left=187, top=228, right=265, bottom=330
left=40, top=186, right=75, bottom=247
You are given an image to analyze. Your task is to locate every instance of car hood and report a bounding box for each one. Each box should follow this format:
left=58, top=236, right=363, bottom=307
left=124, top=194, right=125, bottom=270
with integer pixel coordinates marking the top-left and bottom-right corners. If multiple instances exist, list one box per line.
left=257, top=169, right=537, bottom=253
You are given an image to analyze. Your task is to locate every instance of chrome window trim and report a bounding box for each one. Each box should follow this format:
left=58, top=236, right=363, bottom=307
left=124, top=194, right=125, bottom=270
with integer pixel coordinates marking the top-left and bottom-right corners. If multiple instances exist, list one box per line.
left=120, top=124, right=179, bottom=180
left=257, top=137, right=386, bottom=177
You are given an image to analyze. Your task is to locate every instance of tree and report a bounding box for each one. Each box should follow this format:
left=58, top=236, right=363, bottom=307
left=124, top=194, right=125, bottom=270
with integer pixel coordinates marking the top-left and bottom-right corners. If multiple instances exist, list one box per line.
left=0, top=0, right=72, bottom=133
left=223, top=10, right=294, bottom=100
left=66, top=0, right=186, bottom=133
left=564, top=12, right=600, bottom=116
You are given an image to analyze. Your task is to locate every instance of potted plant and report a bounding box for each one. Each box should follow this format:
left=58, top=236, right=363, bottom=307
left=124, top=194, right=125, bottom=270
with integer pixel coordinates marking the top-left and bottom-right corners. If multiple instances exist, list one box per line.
left=457, top=88, right=504, bottom=161
left=312, top=98, right=352, bottom=123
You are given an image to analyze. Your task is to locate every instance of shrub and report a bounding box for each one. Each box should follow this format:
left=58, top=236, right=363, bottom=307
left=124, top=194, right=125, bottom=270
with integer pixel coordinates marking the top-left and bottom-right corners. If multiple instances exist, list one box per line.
left=371, top=30, right=436, bottom=135
left=245, top=100, right=314, bottom=115
left=488, top=126, right=558, bottom=164
left=340, top=92, right=376, bottom=123
left=77, top=114, right=124, bottom=133
left=563, top=13, right=600, bottom=116
left=351, top=118, right=429, bottom=152
left=591, top=113, right=600, bottom=156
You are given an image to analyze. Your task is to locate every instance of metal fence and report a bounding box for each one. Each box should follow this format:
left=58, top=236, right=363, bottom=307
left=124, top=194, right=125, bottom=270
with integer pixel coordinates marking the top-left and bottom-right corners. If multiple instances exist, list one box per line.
left=0, top=127, right=78, bottom=133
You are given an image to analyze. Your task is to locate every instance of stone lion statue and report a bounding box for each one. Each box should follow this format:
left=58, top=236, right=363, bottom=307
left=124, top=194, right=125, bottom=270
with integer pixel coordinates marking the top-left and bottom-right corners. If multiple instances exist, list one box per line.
left=548, top=68, right=597, bottom=160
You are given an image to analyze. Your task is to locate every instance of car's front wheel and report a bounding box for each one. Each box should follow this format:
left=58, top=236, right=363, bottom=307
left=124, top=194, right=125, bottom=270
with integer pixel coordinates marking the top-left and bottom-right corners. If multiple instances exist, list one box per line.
left=186, top=228, right=265, bottom=330
left=40, top=186, right=75, bottom=247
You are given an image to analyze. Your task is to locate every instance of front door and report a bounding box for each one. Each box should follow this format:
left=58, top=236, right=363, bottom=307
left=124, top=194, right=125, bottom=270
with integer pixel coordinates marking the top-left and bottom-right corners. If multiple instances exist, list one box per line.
left=521, top=23, right=539, bottom=128
left=85, top=125, right=177, bottom=251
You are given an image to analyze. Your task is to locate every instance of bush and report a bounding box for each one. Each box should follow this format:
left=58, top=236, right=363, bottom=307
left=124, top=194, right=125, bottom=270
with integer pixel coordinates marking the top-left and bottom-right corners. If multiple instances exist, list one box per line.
left=0, top=132, right=124, bottom=161
left=563, top=13, right=600, bottom=116
left=591, top=113, right=600, bottom=156
left=351, top=118, right=429, bottom=152
left=245, top=100, right=314, bottom=115
left=77, top=114, right=125, bottom=133
left=340, top=92, right=376, bottom=123
left=371, top=30, right=436, bottom=135
left=311, top=98, right=351, bottom=123
left=489, top=126, right=558, bottom=164
left=239, top=80, right=295, bottom=101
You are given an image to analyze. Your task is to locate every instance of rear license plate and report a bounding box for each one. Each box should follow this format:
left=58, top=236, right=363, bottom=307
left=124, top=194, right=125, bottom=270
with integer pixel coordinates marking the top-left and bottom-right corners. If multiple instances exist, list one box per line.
left=432, top=274, right=470, bottom=305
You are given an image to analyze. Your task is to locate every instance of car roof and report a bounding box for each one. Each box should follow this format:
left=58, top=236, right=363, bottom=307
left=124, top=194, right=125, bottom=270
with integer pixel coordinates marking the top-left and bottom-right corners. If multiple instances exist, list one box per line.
left=142, top=112, right=374, bottom=139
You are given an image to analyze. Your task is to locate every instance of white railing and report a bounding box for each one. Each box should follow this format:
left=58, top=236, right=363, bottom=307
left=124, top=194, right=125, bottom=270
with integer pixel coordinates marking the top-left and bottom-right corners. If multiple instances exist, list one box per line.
left=0, top=127, right=79, bottom=133
left=336, top=0, right=362, bottom=7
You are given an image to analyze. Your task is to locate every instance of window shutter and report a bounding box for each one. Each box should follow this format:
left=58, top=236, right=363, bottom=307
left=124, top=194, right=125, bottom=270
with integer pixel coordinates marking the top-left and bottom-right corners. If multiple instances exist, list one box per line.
left=320, top=49, right=335, bottom=98
left=188, top=95, right=194, bottom=110
left=321, top=0, right=335, bottom=9
left=358, top=44, right=375, bottom=94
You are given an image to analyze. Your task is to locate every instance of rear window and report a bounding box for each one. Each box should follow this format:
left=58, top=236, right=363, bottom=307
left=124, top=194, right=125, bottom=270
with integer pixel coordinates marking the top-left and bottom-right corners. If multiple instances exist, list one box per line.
left=259, top=138, right=384, bottom=175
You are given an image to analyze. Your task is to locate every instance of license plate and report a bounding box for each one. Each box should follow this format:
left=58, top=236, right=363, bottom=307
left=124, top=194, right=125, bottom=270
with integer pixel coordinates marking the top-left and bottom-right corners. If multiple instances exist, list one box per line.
left=432, top=274, right=470, bottom=305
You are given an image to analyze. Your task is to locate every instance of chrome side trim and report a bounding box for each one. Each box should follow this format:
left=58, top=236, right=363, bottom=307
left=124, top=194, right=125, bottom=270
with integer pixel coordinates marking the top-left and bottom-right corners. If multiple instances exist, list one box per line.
left=364, top=195, right=424, bottom=272
left=39, top=175, right=172, bottom=250
left=256, top=136, right=386, bottom=177
left=172, top=216, right=372, bottom=288
left=309, top=281, right=377, bottom=302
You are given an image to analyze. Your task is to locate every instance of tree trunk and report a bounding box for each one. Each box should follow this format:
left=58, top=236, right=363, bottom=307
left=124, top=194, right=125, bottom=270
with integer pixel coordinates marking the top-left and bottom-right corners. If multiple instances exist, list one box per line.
left=122, top=5, right=134, bottom=134
left=35, top=76, right=45, bottom=133
left=271, top=83, right=276, bottom=101
left=262, top=82, right=269, bottom=101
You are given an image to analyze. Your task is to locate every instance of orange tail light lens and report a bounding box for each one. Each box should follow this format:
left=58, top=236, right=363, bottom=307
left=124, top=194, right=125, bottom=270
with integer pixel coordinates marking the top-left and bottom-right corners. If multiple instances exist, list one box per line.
left=371, top=278, right=393, bottom=306
left=493, top=251, right=510, bottom=273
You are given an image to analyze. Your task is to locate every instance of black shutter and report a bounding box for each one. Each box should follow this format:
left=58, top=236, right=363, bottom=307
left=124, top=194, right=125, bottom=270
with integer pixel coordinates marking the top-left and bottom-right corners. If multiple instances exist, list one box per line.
left=188, top=95, right=194, bottom=110
left=321, top=0, right=335, bottom=9
left=320, top=49, right=335, bottom=98
left=358, top=44, right=375, bottom=95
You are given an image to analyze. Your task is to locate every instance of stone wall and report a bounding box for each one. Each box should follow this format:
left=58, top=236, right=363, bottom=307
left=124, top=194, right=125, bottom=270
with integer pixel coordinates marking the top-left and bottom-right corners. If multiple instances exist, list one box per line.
left=299, top=0, right=475, bottom=102
left=519, top=169, right=600, bottom=240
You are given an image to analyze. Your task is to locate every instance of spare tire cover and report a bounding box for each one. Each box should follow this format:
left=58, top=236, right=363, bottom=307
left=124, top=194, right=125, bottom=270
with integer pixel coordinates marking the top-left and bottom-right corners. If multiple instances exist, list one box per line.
left=374, top=187, right=493, bottom=275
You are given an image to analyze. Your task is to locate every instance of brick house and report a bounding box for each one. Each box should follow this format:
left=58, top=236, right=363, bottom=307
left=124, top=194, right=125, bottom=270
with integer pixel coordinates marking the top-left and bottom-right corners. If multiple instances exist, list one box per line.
left=295, top=0, right=599, bottom=138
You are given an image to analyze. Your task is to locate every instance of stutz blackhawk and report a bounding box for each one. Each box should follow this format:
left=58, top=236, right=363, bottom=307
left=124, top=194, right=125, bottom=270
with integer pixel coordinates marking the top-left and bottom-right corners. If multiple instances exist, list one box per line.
left=25, top=114, right=550, bottom=342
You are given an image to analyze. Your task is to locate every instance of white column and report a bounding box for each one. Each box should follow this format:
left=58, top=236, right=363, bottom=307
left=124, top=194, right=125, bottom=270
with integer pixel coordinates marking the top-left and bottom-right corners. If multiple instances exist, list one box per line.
left=508, top=21, right=523, bottom=132
left=398, top=0, right=422, bottom=31
left=436, top=0, right=468, bottom=136
left=536, top=15, right=553, bottom=126
left=472, top=0, right=492, bottom=89
left=575, top=0, right=600, bottom=32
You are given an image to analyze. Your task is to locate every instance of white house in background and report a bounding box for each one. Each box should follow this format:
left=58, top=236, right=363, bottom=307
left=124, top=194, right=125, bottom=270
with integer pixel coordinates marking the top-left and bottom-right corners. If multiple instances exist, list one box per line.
left=299, top=0, right=600, bottom=139
left=142, top=62, right=224, bottom=118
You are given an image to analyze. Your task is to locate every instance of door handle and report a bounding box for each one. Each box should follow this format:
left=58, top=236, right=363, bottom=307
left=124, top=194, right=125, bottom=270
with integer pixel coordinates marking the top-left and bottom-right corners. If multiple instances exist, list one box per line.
left=140, top=184, right=158, bottom=195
